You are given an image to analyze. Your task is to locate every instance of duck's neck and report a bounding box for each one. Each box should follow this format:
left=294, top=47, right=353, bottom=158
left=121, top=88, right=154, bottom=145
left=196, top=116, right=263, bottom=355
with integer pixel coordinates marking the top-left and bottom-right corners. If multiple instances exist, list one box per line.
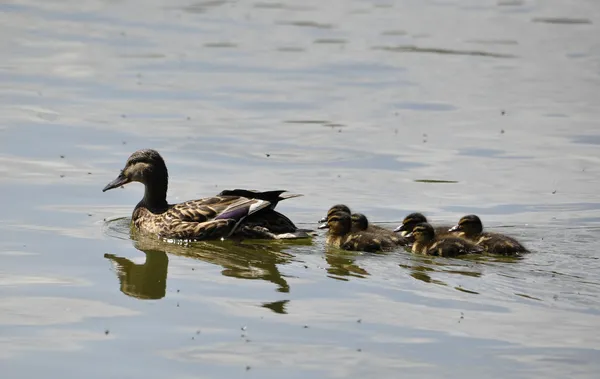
left=412, top=240, right=432, bottom=254
left=140, top=178, right=169, bottom=212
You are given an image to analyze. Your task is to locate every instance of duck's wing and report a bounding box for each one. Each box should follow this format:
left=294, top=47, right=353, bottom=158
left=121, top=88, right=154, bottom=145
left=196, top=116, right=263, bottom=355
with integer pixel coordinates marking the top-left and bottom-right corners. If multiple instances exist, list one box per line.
left=482, top=233, right=528, bottom=255
left=429, top=237, right=483, bottom=257
left=241, top=210, right=298, bottom=233
left=159, top=218, right=238, bottom=240
left=340, top=233, right=384, bottom=252
left=168, top=195, right=269, bottom=223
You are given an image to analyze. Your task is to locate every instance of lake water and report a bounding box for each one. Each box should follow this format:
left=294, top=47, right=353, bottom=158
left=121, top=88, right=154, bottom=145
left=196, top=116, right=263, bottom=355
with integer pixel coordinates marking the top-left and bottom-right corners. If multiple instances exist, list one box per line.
left=1, top=0, right=600, bottom=377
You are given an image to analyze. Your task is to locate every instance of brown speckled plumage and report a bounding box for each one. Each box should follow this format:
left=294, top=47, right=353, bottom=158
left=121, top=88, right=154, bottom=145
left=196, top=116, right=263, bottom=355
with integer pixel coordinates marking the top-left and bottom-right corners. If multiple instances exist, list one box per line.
left=394, top=212, right=454, bottom=237
left=450, top=215, right=529, bottom=256
left=408, top=222, right=482, bottom=257
left=320, top=210, right=405, bottom=252
left=103, top=149, right=306, bottom=241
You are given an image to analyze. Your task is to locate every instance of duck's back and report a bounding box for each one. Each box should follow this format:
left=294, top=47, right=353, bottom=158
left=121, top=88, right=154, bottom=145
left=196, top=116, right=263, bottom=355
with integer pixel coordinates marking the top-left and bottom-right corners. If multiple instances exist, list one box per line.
left=364, top=224, right=409, bottom=246
left=427, top=236, right=482, bottom=257
left=433, top=225, right=455, bottom=237
left=477, top=232, right=528, bottom=255
left=340, top=232, right=400, bottom=252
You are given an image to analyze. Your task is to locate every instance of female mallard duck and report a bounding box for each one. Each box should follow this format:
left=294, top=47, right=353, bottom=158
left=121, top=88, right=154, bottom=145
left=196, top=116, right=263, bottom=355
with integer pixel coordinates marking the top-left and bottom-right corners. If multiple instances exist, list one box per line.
left=318, top=210, right=405, bottom=252
left=102, top=149, right=307, bottom=241
left=394, top=212, right=454, bottom=237
left=449, top=215, right=529, bottom=256
left=406, top=222, right=482, bottom=257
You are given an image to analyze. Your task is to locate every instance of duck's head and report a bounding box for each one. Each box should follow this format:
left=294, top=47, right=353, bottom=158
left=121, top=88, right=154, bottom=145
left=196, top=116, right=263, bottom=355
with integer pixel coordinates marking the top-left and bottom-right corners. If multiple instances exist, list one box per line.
left=318, top=210, right=352, bottom=236
left=405, top=222, right=435, bottom=243
left=449, top=214, right=483, bottom=237
left=393, top=212, right=428, bottom=235
left=103, top=149, right=168, bottom=192
left=351, top=213, right=369, bottom=231
left=318, top=204, right=351, bottom=223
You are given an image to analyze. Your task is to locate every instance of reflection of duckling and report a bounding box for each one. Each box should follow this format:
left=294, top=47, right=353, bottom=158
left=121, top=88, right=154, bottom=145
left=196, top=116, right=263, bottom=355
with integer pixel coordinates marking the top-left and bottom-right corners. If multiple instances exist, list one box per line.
left=102, top=149, right=306, bottom=240
left=394, top=212, right=454, bottom=237
left=351, top=213, right=408, bottom=245
left=407, top=223, right=482, bottom=257
left=319, top=211, right=403, bottom=252
left=449, top=215, right=529, bottom=256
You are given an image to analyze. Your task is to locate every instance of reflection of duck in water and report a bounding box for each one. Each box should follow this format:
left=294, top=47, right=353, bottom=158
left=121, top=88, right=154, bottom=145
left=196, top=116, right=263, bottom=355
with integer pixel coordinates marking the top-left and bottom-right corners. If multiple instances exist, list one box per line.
left=102, top=149, right=309, bottom=241
left=325, top=250, right=369, bottom=279
left=104, top=249, right=168, bottom=300
left=105, top=227, right=300, bottom=297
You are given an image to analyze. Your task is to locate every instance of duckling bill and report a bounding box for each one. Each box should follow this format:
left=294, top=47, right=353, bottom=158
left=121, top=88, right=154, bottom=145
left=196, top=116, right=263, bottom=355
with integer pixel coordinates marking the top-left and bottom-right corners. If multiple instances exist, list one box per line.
left=449, top=215, right=529, bottom=256
left=103, top=149, right=307, bottom=241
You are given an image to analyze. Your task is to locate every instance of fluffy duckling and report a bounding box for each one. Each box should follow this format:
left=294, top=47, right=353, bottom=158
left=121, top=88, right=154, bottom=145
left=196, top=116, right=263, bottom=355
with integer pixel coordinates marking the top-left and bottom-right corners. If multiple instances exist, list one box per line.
left=407, top=222, right=482, bottom=257
left=394, top=212, right=454, bottom=237
left=449, top=215, right=529, bottom=256
left=319, top=205, right=401, bottom=238
left=318, top=204, right=351, bottom=223
left=102, top=149, right=306, bottom=241
left=318, top=211, right=403, bottom=252
left=351, top=213, right=408, bottom=245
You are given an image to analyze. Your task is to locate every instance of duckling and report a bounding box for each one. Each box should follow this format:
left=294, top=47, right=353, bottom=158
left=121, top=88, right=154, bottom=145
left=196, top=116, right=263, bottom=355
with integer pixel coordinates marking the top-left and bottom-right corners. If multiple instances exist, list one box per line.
left=318, top=204, right=351, bottom=223
left=102, top=149, right=307, bottom=241
left=319, top=205, right=401, bottom=239
left=351, top=213, right=409, bottom=245
left=407, top=222, right=482, bottom=257
left=394, top=212, right=454, bottom=237
left=449, top=215, right=529, bottom=256
left=318, top=210, right=403, bottom=252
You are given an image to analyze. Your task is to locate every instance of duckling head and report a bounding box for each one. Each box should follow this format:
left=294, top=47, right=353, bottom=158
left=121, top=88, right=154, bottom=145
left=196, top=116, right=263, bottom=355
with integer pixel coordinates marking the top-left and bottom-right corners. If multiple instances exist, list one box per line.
left=393, top=212, right=428, bottom=235
left=103, top=149, right=168, bottom=193
left=318, top=211, right=352, bottom=236
left=449, top=214, right=483, bottom=237
left=351, top=213, right=369, bottom=231
left=318, top=204, right=351, bottom=223
left=405, top=222, right=435, bottom=243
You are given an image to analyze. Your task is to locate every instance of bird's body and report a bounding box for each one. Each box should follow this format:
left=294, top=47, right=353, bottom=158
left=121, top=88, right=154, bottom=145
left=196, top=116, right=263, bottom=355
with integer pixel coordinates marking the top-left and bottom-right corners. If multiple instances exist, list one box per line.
left=319, top=210, right=405, bottom=252
left=394, top=212, right=454, bottom=237
left=408, top=222, right=482, bottom=257
left=450, top=215, right=528, bottom=256
left=103, top=149, right=307, bottom=241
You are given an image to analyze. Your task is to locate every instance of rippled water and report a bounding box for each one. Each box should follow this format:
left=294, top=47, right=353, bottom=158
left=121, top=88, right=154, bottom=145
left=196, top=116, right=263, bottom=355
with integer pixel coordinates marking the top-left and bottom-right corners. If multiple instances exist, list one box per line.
left=1, top=0, right=600, bottom=377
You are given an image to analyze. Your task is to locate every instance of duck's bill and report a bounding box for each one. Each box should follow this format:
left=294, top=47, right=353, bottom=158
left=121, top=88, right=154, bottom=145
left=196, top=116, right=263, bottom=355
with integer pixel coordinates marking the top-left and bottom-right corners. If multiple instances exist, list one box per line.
left=393, top=224, right=406, bottom=233
left=102, top=173, right=130, bottom=192
left=317, top=222, right=329, bottom=229
left=448, top=225, right=461, bottom=232
left=318, top=216, right=327, bottom=223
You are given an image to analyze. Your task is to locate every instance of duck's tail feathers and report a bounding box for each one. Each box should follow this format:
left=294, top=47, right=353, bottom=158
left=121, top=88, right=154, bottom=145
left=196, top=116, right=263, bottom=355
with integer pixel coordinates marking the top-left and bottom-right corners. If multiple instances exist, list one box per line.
left=218, top=189, right=303, bottom=203
left=213, top=198, right=273, bottom=237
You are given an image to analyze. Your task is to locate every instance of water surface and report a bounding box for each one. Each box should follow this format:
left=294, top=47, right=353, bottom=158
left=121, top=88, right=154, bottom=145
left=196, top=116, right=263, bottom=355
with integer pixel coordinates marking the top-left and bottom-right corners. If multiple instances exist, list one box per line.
left=1, top=0, right=600, bottom=378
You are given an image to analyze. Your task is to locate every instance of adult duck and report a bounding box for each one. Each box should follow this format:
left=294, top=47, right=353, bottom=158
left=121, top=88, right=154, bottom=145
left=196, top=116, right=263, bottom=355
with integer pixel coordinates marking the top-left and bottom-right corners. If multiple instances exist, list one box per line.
left=102, top=149, right=307, bottom=240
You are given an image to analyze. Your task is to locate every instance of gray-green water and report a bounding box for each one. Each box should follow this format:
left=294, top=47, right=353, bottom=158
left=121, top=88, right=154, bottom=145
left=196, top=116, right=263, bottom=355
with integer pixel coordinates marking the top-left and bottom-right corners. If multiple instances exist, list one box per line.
left=1, top=0, right=600, bottom=377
